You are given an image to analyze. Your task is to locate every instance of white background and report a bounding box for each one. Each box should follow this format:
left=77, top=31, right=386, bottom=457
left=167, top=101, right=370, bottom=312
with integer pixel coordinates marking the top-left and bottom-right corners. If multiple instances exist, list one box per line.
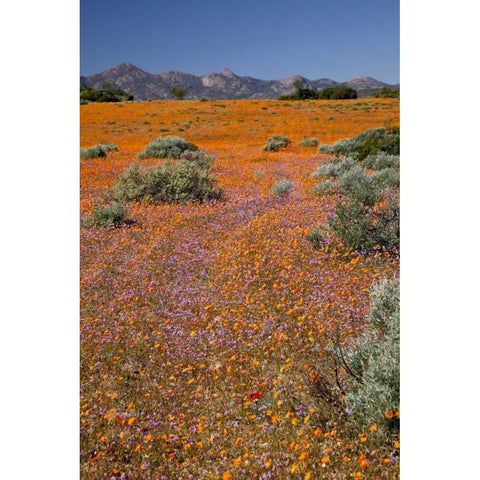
left=1, top=0, right=479, bottom=477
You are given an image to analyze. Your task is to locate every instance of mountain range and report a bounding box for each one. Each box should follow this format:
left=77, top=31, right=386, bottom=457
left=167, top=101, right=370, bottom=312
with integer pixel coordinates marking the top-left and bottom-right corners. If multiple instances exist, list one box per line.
left=80, top=63, right=399, bottom=100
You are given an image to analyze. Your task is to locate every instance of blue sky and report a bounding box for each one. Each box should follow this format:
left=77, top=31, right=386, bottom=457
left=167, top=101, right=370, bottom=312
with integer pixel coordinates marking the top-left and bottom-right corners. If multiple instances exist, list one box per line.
left=81, top=0, right=399, bottom=83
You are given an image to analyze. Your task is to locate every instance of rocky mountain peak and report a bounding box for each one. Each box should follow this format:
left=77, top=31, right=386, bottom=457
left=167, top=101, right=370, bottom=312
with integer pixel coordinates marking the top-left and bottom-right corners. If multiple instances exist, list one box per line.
left=80, top=63, right=398, bottom=100
left=220, top=68, right=236, bottom=77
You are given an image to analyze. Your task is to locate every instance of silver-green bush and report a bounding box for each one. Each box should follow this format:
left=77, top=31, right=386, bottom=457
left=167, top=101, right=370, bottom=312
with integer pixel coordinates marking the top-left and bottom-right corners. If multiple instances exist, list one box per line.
left=312, top=180, right=337, bottom=196
left=272, top=179, right=294, bottom=196
left=363, top=152, right=400, bottom=170
left=318, top=127, right=399, bottom=160
left=337, top=165, right=378, bottom=206
left=311, top=157, right=356, bottom=178
left=80, top=143, right=118, bottom=159
left=112, top=158, right=223, bottom=204
left=342, top=278, right=400, bottom=429
left=137, top=136, right=198, bottom=159
left=298, top=138, right=318, bottom=147
left=326, top=196, right=399, bottom=252
left=179, top=149, right=215, bottom=168
left=262, top=135, right=291, bottom=152
left=81, top=202, right=127, bottom=228
left=371, top=168, right=400, bottom=189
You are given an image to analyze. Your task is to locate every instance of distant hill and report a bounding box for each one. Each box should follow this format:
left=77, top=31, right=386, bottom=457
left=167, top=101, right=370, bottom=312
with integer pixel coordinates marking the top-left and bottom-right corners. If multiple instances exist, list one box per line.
left=80, top=63, right=399, bottom=100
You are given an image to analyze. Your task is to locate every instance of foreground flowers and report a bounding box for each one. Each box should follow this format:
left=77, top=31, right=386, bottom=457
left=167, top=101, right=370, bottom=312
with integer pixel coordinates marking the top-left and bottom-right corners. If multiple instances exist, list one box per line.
left=81, top=98, right=399, bottom=479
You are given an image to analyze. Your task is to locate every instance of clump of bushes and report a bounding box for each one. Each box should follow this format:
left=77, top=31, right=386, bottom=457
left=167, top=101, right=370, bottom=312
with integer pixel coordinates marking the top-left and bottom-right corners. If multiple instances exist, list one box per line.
left=137, top=136, right=198, bottom=159
left=363, top=152, right=400, bottom=170
left=313, top=161, right=398, bottom=204
left=112, top=157, right=222, bottom=204
left=170, top=86, right=187, bottom=100
left=327, top=196, right=399, bottom=251
left=179, top=149, right=215, bottom=168
left=80, top=143, right=118, bottom=159
left=370, top=168, right=400, bottom=189
left=312, top=180, right=336, bottom=196
left=272, top=179, right=294, bottom=196
left=337, top=165, right=379, bottom=206
left=298, top=138, right=318, bottom=147
left=309, top=127, right=400, bottom=253
left=318, top=127, right=400, bottom=161
left=341, top=278, right=400, bottom=429
left=318, top=85, right=357, bottom=100
left=311, top=157, right=356, bottom=179
left=262, top=135, right=291, bottom=152
left=309, top=183, right=399, bottom=252
left=371, top=87, right=399, bottom=98
left=312, top=278, right=399, bottom=433
left=279, top=85, right=320, bottom=101
left=80, top=86, right=133, bottom=104
left=279, top=80, right=357, bottom=100
left=81, top=202, right=128, bottom=228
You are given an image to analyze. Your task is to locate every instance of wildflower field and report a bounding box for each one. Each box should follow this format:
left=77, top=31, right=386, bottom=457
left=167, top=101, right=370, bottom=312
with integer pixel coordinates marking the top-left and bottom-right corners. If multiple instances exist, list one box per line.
left=80, top=98, right=400, bottom=479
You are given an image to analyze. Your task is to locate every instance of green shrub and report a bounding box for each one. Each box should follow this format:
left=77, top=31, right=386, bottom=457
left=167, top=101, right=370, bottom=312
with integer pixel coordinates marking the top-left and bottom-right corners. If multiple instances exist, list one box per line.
left=272, top=179, right=294, bottom=196
left=279, top=80, right=320, bottom=100
left=371, top=87, right=400, bottom=98
left=312, top=180, right=336, bottom=196
left=81, top=202, right=127, bottom=228
left=262, top=135, right=291, bottom=152
left=327, top=197, right=399, bottom=251
left=342, top=278, right=400, bottom=429
left=111, top=164, right=147, bottom=202
left=371, top=168, right=400, bottom=190
left=363, top=152, right=400, bottom=170
left=80, top=86, right=133, bottom=103
left=318, top=127, right=400, bottom=161
left=80, top=143, right=118, bottom=159
left=137, top=136, right=198, bottom=159
left=112, top=159, right=222, bottom=204
left=370, top=197, right=400, bottom=249
left=298, top=138, right=318, bottom=147
left=311, top=134, right=400, bottom=253
left=311, top=157, right=356, bottom=178
left=328, top=201, right=377, bottom=251
left=307, top=227, right=328, bottom=249
left=170, top=86, right=187, bottom=100
left=337, top=166, right=378, bottom=206
left=318, top=85, right=357, bottom=100
left=179, top=149, right=215, bottom=168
